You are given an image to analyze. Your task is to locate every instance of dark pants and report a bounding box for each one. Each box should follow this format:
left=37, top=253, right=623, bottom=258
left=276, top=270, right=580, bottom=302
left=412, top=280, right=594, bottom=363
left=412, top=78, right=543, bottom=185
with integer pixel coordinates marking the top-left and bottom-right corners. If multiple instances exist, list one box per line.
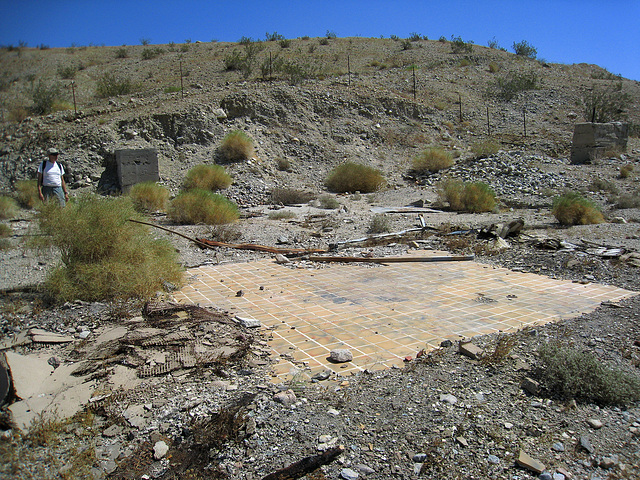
left=42, top=186, right=66, bottom=207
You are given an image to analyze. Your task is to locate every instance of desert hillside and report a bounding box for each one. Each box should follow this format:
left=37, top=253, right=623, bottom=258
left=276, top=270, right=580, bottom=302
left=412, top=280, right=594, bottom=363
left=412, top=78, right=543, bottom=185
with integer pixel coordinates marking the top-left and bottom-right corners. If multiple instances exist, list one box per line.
left=0, top=36, right=638, bottom=195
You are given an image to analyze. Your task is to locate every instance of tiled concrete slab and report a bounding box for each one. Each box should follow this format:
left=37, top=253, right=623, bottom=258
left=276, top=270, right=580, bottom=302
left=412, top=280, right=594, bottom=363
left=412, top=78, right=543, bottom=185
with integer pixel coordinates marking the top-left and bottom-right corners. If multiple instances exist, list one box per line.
left=172, top=251, right=636, bottom=381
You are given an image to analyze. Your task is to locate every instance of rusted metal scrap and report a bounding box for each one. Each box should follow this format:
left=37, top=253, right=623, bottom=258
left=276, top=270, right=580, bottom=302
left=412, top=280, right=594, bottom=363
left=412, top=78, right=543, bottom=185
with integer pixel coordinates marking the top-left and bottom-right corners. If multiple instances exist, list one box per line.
left=195, top=238, right=327, bottom=255
left=308, top=254, right=475, bottom=264
left=262, top=445, right=345, bottom=480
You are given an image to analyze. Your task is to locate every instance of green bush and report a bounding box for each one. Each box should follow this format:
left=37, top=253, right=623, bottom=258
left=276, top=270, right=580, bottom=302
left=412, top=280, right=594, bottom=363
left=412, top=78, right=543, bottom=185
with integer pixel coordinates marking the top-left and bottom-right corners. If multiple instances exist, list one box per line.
left=438, top=179, right=496, bottom=213
left=450, top=36, right=473, bottom=54
left=318, top=194, right=340, bottom=209
left=368, top=214, right=391, bottom=234
left=270, top=188, right=315, bottom=205
left=512, top=40, right=537, bottom=59
left=471, top=139, right=501, bottom=158
left=141, top=47, right=164, bottom=60
left=96, top=73, right=135, bottom=98
left=588, top=178, right=618, bottom=195
left=538, top=343, right=640, bottom=405
left=57, top=64, right=78, bottom=79
left=115, top=47, right=128, bottom=58
left=184, top=164, right=232, bottom=191
left=219, top=130, right=255, bottom=162
left=168, top=189, right=239, bottom=225
left=128, top=182, right=169, bottom=212
left=0, top=196, right=18, bottom=219
left=582, top=82, right=630, bottom=123
left=15, top=179, right=39, bottom=209
left=412, top=147, right=453, bottom=174
left=35, top=195, right=183, bottom=302
left=552, top=192, right=604, bottom=225
left=31, top=81, right=62, bottom=115
left=325, top=162, right=385, bottom=194
left=493, top=71, right=538, bottom=101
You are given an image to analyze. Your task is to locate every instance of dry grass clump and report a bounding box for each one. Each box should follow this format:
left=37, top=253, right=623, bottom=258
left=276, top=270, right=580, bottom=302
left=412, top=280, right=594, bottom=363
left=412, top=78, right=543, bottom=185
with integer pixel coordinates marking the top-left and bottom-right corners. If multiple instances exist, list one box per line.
left=537, top=343, right=640, bottom=405
left=325, top=162, right=385, bottom=193
left=128, top=181, right=170, bottom=212
left=318, top=194, right=340, bottom=209
left=619, top=164, right=634, bottom=179
left=368, top=214, right=392, bottom=234
left=438, top=179, right=496, bottom=213
left=184, top=164, right=232, bottom=191
left=168, top=189, right=239, bottom=225
left=411, top=147, right=453, bottom=174
left=219, top=130, right=255, bottom=162
left=552, top=192, right=604, bottom=226
left=615, top=190, right=640, bottom=209
left=0, top=195, right=18, bottom=219
left=15, top=179, right=39, bottom=209
left=268, top=210, right=296, bottom=220
left=471, top=139, right=501, bottom=158
left=35, top=194, right=184, bottom=302
left=270, top=187, right=315, bottom=205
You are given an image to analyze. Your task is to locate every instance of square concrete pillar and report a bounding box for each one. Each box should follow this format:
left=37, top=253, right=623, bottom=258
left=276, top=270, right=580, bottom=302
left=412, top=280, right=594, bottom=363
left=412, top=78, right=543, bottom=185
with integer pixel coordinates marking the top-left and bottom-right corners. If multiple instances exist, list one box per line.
left=115, top=148, right=159, bottom=192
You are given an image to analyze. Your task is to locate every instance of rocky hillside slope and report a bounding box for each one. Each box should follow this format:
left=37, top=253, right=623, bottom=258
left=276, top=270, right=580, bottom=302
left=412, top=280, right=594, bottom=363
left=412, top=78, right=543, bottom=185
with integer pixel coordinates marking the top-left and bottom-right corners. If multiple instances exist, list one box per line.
left=1, top=36, right=639, bottom=197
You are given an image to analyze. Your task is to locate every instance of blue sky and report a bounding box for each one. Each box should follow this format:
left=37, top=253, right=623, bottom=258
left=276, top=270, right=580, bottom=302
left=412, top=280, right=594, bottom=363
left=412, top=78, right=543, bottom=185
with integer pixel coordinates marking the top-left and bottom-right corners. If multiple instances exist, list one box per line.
left=1, top=0, right=639, bottom=80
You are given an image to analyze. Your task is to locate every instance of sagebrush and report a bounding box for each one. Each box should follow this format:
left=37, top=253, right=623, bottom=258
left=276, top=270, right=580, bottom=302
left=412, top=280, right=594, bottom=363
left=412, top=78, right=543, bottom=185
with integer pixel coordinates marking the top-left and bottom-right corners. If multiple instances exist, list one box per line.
left=34, top=194, right=183, bottom=302
left=438, top=179, right=496, bottom=213
left=537, top=342, right=640, bottom=405
left=168, top=189, right=239, bottom=225
left=128, top=181, right=170, bottom=212
left=412, top=147, right=453, bottom=174
left=219, top=130, right=255, bottom=162
left=552, top=192, right=604, bottom=225
left=184, top=164, right=232, bottom=191
left=325, top=162, right=385, bottom=193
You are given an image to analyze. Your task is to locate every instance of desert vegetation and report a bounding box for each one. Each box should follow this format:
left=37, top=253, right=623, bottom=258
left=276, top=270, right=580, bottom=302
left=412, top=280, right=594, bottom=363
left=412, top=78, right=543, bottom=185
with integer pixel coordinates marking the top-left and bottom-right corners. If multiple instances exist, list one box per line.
left=552, top=192, right=604, bottom=226
left=325, top=162, right=385, bottom=193
left=183, top=164, right=232, bottom=191
left=168, top=189, right=239, bottom=225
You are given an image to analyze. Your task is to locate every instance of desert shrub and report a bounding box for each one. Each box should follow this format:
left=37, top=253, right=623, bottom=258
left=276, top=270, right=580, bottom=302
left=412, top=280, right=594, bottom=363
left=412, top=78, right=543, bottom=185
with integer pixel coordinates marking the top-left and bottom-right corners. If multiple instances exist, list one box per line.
left=168, top=189, right=239, bottom=225
left=141, top=47, right=164, bottom=60
left=31, top=80, right=62, bottom=114
left=115, top=47, right=128, bottom=58
left=488, top=62, right=500, bottom=73
left=438, top=179, right=496, bottom=212
left=438, top=36, right=447, bottom=43
left=552, top=192, right=604, bottom=225
left=35, top=194, right=183, bottom=302
left=450, top=36, right=473, bottom=54
left=408, top=32, right=422, bottom=42
left=276, top=157, right=292, bottom=172
left=619, top=164, right=634, bottom=179
left=401, top=39, right=412, bottom=51
left=57, top=64, right=77, bottom=79
left=184, top=164, right=232, bottom=191
left=279, top=39, right=291, bottom=49
left=140, top=37, right=151, bottom=46
left=268, top=210, right=296, bottom=220
left=0, top=196, right=18, bottom=219
left=614, top=191, right=640, bottom=209
left=493, top=71, right=538, bottom=101
left=9, top=106, right=30, bottom=123
left=15, top=179, right=39, bottom=209
left=582, top=82, right=630, bottom=123
left=368, top=214, right=392, bottom=234
left=487, top=37, right=500, bottom=49
left=412, top=147, right=454, bottom=174
left=537, top=343, right=640, bottom=405
left=471, top=139, right=501, bottom=158
left=318, top=38, right=330, bottom=46
left=219, top=130, right=255, bottom=162
left=270, top=187, right=315, bottom=205
left=266, top=32, right=285, bottom=42
left=96, top=73, right=135, bottom=98
left=325, top=162, right=385, bottom=193
left=588, top=178, right=618, bottom=195
left=326, top=30, right=337, bottom=39
left=512, top=40, right=537, bottom=58
left=128, top=181, right=169, bottom=212
left=0, top=224, right=11, bottom=237
left=318, top=194, right=340, bottom=209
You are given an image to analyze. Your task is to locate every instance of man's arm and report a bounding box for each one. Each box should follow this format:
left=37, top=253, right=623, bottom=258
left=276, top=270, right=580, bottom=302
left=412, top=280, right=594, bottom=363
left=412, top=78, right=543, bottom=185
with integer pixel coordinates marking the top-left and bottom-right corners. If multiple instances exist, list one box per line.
left=37, top=172, right=44, bottom=201
left=61, top=174, right=69, bottom=201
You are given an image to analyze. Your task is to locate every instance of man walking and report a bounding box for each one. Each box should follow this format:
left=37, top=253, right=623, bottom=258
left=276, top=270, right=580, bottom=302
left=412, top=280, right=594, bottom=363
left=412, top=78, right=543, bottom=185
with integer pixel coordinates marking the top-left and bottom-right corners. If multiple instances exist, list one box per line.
left=37, top=147, right=69, bottom=207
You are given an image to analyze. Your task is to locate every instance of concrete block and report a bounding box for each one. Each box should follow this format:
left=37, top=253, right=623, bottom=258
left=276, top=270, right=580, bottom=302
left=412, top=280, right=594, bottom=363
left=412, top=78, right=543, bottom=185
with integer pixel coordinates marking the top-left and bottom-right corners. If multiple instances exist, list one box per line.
left=115, top=148, right=159, bottom=192
left=459, top=341, right=483, bottom=360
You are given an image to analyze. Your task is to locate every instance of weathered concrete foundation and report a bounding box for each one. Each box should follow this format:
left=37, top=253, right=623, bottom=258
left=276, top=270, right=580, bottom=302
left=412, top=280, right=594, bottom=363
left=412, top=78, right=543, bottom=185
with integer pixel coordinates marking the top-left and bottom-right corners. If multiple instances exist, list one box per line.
left=115, top=148, right=159, bottom=192
left=570, top=122, right=628, bottom=164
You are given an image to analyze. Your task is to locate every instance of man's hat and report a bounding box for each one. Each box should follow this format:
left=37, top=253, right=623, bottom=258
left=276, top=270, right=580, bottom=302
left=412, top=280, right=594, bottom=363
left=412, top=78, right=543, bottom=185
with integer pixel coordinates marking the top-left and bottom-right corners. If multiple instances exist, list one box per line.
left=47, top=147, right=59, bottom=155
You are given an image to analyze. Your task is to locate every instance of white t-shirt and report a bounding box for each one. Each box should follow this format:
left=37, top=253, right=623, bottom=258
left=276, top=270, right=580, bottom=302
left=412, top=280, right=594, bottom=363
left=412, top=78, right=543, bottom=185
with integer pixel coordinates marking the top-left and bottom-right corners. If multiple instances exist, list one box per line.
left=38, top=161, right=65, bottom=187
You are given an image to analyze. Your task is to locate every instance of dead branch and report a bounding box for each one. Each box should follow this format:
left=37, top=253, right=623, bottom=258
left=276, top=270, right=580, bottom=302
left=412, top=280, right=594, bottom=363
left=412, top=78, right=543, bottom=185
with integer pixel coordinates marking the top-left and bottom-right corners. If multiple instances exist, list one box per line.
left=128, top=219, right=211, bottom=249
left=308, top=255, right=475, bottom=264
left=329, top=226, right=437, bottom=250
left=261, top=445, right=345, bottom=480
left=195, top=238, right=327, bottom=255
